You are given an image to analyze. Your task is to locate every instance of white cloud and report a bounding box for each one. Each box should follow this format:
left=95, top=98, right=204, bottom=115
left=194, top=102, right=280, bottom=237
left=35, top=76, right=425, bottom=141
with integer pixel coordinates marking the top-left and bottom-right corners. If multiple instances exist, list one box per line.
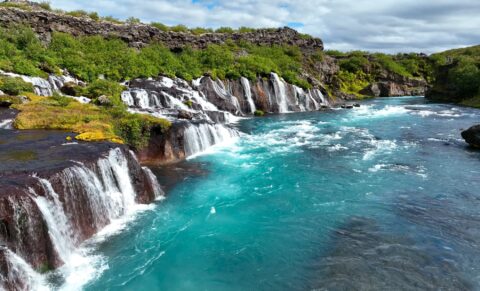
left=38, top=0, right=480, bottom=53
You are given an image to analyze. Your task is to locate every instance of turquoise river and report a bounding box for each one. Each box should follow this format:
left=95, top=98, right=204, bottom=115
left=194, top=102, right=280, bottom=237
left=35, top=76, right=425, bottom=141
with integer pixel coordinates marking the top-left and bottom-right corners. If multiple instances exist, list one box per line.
left=72, top=97, right=480, bottom=290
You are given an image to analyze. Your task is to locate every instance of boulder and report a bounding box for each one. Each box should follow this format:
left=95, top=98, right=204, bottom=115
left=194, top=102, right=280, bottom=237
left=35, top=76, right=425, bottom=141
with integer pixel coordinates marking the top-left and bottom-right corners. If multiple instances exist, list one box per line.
left=177, top=110, right=193, bottom=120
left=461, top=125, right=480, bottom=148
left=96, top=95, right=111, bottom=105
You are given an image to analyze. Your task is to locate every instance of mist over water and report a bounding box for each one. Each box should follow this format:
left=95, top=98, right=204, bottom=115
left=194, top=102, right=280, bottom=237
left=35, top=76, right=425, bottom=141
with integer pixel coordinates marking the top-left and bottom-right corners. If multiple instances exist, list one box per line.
left=84, top=97, right=480, bottom=290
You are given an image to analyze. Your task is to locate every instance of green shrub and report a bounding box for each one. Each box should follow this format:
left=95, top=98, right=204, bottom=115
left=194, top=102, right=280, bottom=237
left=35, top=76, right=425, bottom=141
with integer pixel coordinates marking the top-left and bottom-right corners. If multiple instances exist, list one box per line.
left=448, top=62, right=480, bottom=96
left=84, top=79, right=126, bottom=106
left=151, top=22, right=169, bottom=31
left=102, top=16, right=123, bottom=24
left=126, top=17, right=141, bottom=25
left=88, top=12, right=100, bottom=21
left=339, top=56, right=369, bottom=73
left=170, top=25, right=189, bottom=33
left=38, top=2, right=51, bottom=11
left=0, top=76, right=34, bottom=95
left=66, top=10, right=89, bottom=18
left=215, top=27, right=235, bottom=34
left=238, top=27, right=255, bottom=33
left=114, top=113, right=171, bottom=149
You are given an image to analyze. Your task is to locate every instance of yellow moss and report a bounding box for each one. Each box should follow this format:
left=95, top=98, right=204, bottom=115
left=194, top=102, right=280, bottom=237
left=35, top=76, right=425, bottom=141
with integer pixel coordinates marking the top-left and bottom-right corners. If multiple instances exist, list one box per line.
left=75, top=131, right=124, bottom=143
left=22, top=92, right=45, bottom=102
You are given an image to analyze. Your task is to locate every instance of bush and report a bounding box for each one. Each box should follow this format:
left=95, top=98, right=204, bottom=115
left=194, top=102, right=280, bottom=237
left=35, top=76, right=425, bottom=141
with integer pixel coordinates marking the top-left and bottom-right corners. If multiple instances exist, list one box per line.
left=339, top=56, right=369, bottom=73
left=84, top=79, right=126, bottom=106
left=126, top=17, right=141, bottom=25
left=0, top=76, right=34, bottom=95
left=38, top=2, right=51, bottom=11
left=215, top=27, right=235, bottom=34
left=170, top=25, right=189, bottom=33
left=114, top=113, right=171, bottom=149
left=448, top=62, right=480, bottom=96
left=151, top=22, right=169, bottom=31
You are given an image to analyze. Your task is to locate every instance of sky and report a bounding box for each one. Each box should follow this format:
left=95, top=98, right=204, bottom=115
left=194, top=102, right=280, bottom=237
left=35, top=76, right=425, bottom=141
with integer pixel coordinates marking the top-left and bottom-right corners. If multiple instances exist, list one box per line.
left=35, top=0, right=480, bottom=54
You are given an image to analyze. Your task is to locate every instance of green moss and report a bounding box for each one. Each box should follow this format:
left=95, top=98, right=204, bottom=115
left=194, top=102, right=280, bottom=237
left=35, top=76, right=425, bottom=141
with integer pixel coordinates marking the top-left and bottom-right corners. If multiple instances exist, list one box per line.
left=254, top=110, right=265, bottom=116
left=37, top=262, right=52, bottom=274
left=183, top=100, right=193, bottom=107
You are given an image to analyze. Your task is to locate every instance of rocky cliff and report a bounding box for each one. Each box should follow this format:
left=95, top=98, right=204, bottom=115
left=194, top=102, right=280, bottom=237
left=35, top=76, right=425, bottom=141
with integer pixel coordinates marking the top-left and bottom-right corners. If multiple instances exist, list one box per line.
left=0, top=131, right=164, bottom=288
left=0, top=6, right=323, bottom=52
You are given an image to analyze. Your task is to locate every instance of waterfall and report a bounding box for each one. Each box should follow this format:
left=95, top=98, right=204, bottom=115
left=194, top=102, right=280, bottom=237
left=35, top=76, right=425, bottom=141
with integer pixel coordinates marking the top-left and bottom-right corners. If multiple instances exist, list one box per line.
left=0, top=119, right=13, bottom=129
left=190, top=91, right=218, bottom=111
left=1, top=148, right=164, bottom=289
left=240, top=77, right=256, bottom=113
left=60, top=148, right=138, bottom=228
left=142, top=167, right=165, bottom=199
left=30, top=179, right=77, bottom=263
left=183, top=123, right=239, bottom=157
left=0, top=248, right=49, bottom=291
left=271, top=73, right=289, bottom=113
left=211, top=80, right=242, bottom=115
left=162, top=92, right=190, bottom=110
left=121, top=91, right=135, bottom=106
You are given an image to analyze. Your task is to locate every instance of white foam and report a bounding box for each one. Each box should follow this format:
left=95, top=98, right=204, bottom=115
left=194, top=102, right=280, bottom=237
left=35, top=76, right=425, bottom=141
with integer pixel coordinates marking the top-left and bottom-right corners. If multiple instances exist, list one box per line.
left=0, top=118, right=13, bottom=129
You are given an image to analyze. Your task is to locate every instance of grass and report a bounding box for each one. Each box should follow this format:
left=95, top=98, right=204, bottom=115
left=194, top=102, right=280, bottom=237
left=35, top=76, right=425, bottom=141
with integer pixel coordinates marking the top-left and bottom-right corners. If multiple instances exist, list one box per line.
left=460, top=95, right=480, bottom=108
left=12, top=93, right=171, bottom=148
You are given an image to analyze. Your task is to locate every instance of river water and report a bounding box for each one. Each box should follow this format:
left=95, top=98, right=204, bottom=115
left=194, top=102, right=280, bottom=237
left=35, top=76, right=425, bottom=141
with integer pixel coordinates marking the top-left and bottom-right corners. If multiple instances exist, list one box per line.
left=83, top=97, right=480, bottom=290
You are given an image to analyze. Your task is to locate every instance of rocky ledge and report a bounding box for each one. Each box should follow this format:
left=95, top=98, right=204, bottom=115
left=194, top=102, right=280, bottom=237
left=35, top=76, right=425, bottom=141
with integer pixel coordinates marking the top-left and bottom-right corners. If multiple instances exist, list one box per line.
left=461, top=125, right=480, bottom=148
left=0, top=6, right=323, bottom=52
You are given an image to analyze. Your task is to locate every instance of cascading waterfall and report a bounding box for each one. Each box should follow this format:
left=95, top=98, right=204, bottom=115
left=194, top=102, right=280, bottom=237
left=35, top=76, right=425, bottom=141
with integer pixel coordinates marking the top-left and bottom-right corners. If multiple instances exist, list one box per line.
left=240, top=77, right=256, bottom=113
left=30, top=179, right=77, bottom=263
left=61, top=148, right=138, bottom=228
left=0, top=248, right=49, bottom=291
left=271, top=73, right=289, bottom=113
left=211, top=80, right=243, bottom=115
left=183, top=123, right=239, bottom=157
left=142, top=167, right=165, bottom=199
left=0, top=119, right=13, bottom=129
left=1, top=148, right=164, bottom=290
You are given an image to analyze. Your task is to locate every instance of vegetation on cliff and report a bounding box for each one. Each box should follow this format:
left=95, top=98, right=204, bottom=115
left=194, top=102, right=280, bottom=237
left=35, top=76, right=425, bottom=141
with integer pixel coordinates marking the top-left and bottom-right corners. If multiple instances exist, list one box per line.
left=12, top=92, right=171, bottom=147
left=327, top=50, right=433, bottom=97
left=427, top=45, right=480, bottom=107
left=0, top=25, right=313, bottom=88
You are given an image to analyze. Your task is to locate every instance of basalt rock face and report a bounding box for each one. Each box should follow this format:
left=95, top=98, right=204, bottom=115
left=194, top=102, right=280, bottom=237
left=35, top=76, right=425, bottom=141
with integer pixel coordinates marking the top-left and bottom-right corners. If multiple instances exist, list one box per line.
left=461, top=125, right=480, bottom=148
left=425, top=63, right=459, bottom=102
left=0, top=7, right=323, bottom=52
left=0, top=141, right=163, bottom=287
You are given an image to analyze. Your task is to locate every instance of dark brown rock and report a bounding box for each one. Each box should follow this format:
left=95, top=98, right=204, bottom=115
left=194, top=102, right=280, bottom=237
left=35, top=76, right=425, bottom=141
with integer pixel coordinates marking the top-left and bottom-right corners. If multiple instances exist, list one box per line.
left=0, top=7, right=323, bottom=53
left=461, top=125, right=480, bottom=148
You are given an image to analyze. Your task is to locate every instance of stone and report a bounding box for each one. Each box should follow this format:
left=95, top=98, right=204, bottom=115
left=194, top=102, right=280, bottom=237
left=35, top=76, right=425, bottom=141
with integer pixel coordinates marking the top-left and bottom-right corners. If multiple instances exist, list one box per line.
left=177, top=110, right=193, bottom=120
left=0, top=7, right=323, bottom=53
left=461, top=125, right=480, bottom=148
left=96, top=95, right=111, bottom=105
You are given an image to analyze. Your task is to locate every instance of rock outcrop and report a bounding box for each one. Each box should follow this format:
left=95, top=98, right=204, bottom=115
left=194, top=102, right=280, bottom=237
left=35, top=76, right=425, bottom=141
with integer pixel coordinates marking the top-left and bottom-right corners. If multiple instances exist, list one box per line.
left=0, top=6, right=323, bottom=52
left=0, top=134, right=164, bottom=288
left=461, top=125, right=480, bottom=148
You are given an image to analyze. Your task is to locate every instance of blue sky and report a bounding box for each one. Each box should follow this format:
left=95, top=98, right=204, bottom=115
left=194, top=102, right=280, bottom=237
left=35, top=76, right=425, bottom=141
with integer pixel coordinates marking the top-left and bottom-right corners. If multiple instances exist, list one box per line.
left=36, top=0, right=480, bottom=53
